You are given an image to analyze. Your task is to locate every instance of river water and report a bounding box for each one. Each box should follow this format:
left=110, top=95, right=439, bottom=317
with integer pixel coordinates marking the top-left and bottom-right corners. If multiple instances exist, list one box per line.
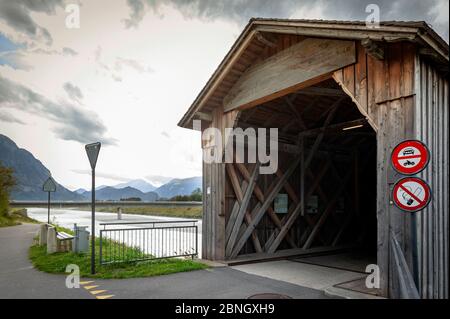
left=27, top=208, right=202, bottom=258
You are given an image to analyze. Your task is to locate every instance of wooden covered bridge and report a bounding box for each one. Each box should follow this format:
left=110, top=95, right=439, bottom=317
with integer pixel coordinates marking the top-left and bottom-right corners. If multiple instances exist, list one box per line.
left=178, top=19, right=449, bottom=299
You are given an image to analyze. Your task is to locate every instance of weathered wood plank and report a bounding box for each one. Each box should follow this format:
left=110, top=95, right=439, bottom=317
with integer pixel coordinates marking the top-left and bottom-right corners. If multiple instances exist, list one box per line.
left=226, top=163, right=260, bottom=257
left=223, top=38, right=356, bottom=112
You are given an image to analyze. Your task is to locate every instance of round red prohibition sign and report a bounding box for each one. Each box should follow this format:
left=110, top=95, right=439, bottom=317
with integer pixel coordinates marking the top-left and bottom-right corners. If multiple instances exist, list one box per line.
left=392, top=177, right=431, bottom=212
left=391, top=140, right=430, bottom=175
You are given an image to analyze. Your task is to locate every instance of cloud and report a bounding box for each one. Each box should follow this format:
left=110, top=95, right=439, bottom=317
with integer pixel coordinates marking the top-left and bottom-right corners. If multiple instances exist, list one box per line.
left=125, top=0, right=449, bottom=41
left=31, top=46, right=79, bottom=57
left=63, top=82, right=83, bottom=103
left=115, top=57, right=154, bottom=74
left=0, top=50, right=31, bottom=70
left=62, top=47, right=78, bottom=56
left=0, top=110, right=26, bottom=124
left=161, top=131, right=170, bottom=138
left=0, top=75, right=117, bottom=145
left=71, top=169, right=131, bottom=182
left=123, top=0, right=146, bottom=28
left=0, top=0, right=64, bottom=45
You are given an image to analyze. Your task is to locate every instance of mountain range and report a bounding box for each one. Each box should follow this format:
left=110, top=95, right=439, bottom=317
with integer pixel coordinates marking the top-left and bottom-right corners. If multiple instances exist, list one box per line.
left=0, top=134, right=201, bottom=201
left=0, top=134, right=84, bottom=201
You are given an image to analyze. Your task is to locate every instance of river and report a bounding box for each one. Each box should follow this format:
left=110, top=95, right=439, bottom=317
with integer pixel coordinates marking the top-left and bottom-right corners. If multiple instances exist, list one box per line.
left=27, top=208, right=202, bottom=258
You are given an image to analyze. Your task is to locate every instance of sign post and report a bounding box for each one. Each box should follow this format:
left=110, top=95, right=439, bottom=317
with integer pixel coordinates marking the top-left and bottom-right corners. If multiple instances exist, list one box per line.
left=42, top=177, right=57, bottom=224
left=85, top=142, right=101, bottom=275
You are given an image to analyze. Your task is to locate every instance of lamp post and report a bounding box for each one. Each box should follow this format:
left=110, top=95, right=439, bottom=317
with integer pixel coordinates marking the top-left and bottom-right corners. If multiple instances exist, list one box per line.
left=85, top=142, right=101, bottom=275
left=42, top=176, right=56, bottom=224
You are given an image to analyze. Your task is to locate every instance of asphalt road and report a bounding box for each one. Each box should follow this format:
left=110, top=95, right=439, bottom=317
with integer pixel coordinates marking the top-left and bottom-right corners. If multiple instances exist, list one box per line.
left=0, top=223, right=329, bottom=299
left=0, top=223, right=93, bottom=299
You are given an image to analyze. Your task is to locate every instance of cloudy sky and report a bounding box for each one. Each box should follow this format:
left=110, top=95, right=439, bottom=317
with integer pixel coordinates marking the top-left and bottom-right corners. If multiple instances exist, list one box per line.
left=0, top=0, right=448, bottom=190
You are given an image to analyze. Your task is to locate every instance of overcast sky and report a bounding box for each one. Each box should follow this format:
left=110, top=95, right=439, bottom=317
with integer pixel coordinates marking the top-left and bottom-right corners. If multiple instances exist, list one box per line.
left=0, top=0, right=448, bottom=190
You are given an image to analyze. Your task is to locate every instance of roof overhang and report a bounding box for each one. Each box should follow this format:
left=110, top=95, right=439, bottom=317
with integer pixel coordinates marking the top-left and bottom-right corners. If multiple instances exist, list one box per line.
left=178, top=19, right=449, bottom=129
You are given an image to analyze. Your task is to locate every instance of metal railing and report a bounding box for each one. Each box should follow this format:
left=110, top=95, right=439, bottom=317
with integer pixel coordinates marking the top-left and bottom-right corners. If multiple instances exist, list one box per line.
left=99, top=220, right=198, bottom=265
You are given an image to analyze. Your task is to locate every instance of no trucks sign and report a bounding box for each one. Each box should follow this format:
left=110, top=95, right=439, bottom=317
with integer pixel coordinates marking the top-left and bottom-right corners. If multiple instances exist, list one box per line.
left=392, top=177, right=431, bottom=213
left=391, top=140, right=430, bottom=175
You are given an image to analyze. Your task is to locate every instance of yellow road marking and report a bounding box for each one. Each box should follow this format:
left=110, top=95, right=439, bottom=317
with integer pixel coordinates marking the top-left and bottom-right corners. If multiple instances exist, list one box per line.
left=90, top=290, right=107, bottom=295
left=84, top=285, right=99, bottom=290
left=96, top=294, right=114, bottom=299
left=79, top=281, right=94, bottom=285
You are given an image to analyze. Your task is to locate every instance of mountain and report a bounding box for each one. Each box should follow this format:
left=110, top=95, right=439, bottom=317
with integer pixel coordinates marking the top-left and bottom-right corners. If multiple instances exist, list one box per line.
left=113, top=179, right=156, bottom=193
left=74, top=188, right=87, bottom=194
left=155, top=176, right=202, bottom=199
left=0, top=134, right=84, bottom=201
left=81, top=186, right=158, bottom=202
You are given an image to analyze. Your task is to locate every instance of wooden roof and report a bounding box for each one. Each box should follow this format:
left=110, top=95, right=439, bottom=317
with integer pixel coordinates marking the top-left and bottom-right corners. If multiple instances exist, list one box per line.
left=178, top=18, right=449, bottom=129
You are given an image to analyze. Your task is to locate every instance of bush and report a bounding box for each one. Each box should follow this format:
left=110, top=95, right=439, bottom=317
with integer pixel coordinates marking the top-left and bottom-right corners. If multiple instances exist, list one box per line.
left=0, top=165, right=15, bottom=217
left=170, top=188, right=202, bottom=202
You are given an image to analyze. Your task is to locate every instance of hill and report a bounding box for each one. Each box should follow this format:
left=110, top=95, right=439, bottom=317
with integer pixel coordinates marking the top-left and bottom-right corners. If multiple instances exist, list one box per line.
left=81, top=186, right=158, bottom=201
left=0, top=134, right=84, bottom=201
left=155, top=176, right=202, bottom=199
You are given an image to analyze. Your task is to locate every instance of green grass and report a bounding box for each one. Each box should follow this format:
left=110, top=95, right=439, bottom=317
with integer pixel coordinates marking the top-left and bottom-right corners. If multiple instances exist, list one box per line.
left=29, top=235, right=207, bottom=279
left=77, top=205, right=203, bottom=219
left=0, top=209, right=39, bottom=228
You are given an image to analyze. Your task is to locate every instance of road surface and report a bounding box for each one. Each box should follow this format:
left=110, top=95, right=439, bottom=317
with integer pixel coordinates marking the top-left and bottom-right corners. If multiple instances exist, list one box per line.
left=0, top=223, right=330, bottom=299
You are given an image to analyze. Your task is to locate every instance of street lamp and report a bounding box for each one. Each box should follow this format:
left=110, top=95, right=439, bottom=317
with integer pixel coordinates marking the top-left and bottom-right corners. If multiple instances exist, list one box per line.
left=85, top=142, right=101, bottom=275
left=42, top=176, right=56, bottom=224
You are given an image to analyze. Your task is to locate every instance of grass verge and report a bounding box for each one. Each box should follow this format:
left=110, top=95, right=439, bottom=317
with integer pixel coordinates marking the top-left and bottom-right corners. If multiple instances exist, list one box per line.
left=77, top=205, right=203, bottom=219
left=0, top=209, right=40, bottom=228
left=29, top=231, right=207, bottom=279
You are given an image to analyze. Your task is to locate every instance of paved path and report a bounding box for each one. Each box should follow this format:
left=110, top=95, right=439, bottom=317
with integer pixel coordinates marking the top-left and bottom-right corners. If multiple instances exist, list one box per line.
left=0, top=224, right=93, bottom=299
left=0, top=224, right=330, bottom=299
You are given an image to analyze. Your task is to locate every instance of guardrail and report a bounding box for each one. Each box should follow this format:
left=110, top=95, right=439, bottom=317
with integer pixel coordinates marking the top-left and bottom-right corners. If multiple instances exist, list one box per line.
left=9, top=201, right=202, bottom=208
left=99, top=220, right=198, bottom=265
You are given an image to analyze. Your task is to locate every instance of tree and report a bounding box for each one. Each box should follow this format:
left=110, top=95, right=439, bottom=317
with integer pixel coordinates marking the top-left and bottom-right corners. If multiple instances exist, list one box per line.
left=0, top=165, right=15, bottom=217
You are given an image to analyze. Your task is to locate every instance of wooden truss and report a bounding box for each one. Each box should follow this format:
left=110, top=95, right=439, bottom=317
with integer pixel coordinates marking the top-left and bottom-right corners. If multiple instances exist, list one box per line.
left=224, top=97, right=374, bottom=259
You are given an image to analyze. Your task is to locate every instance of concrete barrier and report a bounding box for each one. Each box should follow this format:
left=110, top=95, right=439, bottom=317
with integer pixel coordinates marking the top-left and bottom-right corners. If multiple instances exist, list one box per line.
left=47, top=227, right=57, bottom=254
left=39, top=224, right=48, bottom=246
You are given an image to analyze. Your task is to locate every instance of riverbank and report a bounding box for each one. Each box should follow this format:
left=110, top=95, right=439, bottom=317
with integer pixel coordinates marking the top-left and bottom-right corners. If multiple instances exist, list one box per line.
left=75, top=205, right=203, bottom=219
left=0, top=208, right=39, bottom=227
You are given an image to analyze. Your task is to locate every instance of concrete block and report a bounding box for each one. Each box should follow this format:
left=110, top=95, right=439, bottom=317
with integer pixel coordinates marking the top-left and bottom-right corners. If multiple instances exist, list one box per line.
left=39, top=224, right=48, bottom=246
left=47, top=227, right=57, bottom=254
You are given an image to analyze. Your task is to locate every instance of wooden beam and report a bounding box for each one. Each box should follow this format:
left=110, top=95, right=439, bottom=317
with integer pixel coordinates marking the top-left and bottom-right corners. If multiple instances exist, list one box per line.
left=194, top=111, right=213, bottom=122
left=234, top=162, right=297, bottom=248
left=225, top=163, right=260, bottom=257
left=230, top=156, right=301, bottom=258
left=298, top=118, right=367, bottom=138
left=302, top=170, right=352, bottom=249
left=298, top=87, right=347, bottom=97
left=255, top=31, right=277, bottom=48
left=223, top=38, right=356, bottom=112
left=264, top=103, right=341, bottom=253
left=266, top=160, right=331, bottom=253
left=361, top=38, right=385, bottom=60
